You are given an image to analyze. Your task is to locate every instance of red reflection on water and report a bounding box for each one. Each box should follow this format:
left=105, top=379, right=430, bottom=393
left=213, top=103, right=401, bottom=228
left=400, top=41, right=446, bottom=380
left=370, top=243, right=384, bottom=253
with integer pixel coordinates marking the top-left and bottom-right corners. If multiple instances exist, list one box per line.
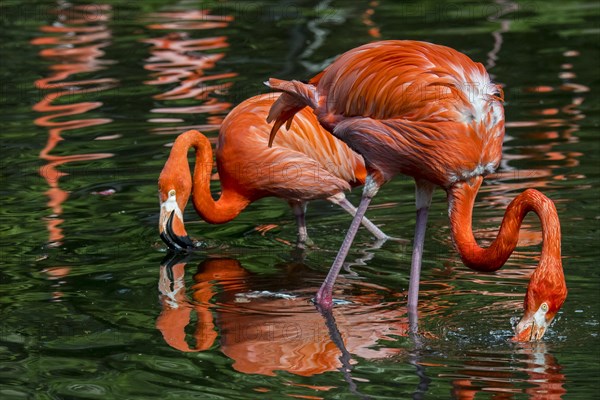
left=362, top=1, right=381, bottom=38
left=146, top=10, right=232, bottom=30
left=143, top=10, right=236, bottom=136
left=522, top=344, right=567, bottom=399
left=157, top=256, right=416, bottom=377
left=500, top=50, right=588, bottom=182
left=31, top=4, right=116, bottom=284
left=449, top=343, right=565, bottom=399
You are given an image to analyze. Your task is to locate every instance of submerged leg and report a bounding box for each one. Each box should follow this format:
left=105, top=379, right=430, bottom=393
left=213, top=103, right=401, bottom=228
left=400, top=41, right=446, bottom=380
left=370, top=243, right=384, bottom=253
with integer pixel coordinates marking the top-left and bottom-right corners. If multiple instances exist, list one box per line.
left=407, top=180, right=435, bottom=331
left=329, top=193, right=389, bottom=241
left=290, top=201, right=313, bottom=247
left=316, top=177, right=380, bottom=309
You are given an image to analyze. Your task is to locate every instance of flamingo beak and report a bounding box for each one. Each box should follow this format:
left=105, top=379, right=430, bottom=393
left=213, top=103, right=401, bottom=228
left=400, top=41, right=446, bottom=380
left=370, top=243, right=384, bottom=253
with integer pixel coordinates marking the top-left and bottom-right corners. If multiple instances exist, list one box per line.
left=159, top=211, right=196, bottom=251
left=512, top=306, right=551, bottom=342
left=159, top=194, right=196, bottom=251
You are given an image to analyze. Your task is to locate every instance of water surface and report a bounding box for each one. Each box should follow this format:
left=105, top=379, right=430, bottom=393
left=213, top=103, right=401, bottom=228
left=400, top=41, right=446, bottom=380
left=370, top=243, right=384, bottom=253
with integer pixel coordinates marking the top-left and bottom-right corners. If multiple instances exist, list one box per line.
left=1, top=0, right=599, bottom=398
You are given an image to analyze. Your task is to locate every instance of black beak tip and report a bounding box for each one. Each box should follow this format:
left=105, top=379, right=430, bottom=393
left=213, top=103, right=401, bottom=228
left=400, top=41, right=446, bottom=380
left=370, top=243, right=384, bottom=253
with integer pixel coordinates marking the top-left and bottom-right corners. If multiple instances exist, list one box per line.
left=160, top=211, right=199, bottom=252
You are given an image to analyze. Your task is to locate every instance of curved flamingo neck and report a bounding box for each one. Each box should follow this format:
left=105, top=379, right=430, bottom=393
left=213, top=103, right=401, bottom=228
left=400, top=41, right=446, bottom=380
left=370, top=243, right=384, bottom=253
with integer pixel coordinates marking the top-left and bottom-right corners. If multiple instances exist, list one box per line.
left=448, top=176, right=562, bottom=273
left=167, top=130, right=249, bottom=224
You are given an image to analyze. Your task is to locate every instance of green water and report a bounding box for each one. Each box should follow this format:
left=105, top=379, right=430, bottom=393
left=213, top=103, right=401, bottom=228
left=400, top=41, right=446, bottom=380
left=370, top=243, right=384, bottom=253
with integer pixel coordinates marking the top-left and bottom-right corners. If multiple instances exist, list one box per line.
left=1, top=0, right=599, bottom=398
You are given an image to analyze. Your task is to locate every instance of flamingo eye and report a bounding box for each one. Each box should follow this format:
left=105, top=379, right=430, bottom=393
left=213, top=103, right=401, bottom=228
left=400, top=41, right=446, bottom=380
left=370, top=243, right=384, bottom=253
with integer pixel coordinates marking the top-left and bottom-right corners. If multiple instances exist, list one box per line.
left=540, top=303, right=548, bottom=312
left=168, top=189, right=176, bottom=197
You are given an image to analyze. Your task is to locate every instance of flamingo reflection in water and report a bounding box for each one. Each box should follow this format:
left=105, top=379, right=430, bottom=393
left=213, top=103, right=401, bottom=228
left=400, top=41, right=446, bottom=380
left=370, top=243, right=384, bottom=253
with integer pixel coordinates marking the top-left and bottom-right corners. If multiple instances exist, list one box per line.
left=156, top=253, right=440, bottom=386
left=448, top=343, right=566, bottom=399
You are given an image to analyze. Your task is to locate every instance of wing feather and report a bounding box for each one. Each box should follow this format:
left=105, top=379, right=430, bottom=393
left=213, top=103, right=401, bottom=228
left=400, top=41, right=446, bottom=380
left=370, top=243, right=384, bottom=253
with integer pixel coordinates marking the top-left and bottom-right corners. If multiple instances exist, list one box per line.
left=216, top=93, right=366, bottom=200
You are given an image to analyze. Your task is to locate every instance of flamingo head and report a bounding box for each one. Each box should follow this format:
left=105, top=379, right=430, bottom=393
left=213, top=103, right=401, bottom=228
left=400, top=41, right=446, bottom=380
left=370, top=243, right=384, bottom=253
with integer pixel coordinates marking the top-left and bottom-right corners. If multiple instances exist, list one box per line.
left=513, top=257, right=567, bottom=342
left=158, top=175, right=196, bottom=251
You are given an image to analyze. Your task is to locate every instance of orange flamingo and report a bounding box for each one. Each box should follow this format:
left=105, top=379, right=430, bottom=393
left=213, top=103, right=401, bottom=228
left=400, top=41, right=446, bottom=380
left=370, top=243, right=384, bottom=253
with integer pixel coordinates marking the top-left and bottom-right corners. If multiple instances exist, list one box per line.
left=266, top=40, right=567, bottom=341
left=158, top=93, right=388, bottom=250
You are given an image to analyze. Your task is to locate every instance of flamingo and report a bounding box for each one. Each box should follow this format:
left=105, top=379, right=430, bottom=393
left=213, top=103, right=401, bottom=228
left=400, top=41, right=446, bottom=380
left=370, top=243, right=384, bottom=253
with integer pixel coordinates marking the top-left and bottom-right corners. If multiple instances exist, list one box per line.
left=158, top=93, right=388, bottom=251
left=266, top=40, right=567, bottom=341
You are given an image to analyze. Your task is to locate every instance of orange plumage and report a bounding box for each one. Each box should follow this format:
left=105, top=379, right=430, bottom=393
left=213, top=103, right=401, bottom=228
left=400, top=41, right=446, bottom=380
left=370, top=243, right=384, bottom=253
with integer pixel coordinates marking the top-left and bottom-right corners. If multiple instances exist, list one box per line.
left=267, top=40, right=566, bottom=341
left=158, top=93, right=387, bottom=250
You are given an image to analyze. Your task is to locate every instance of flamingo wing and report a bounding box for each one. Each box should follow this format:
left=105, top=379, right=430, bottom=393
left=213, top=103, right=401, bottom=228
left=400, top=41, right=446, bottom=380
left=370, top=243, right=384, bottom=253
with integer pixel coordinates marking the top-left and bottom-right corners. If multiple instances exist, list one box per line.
left=217, top=93, right=365, bottom=200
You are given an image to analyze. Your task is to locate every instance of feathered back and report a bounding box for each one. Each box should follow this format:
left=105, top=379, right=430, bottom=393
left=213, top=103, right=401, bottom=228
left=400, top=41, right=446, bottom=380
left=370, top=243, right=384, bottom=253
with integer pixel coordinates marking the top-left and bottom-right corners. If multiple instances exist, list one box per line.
left=314, top=40, right=503, bottom=126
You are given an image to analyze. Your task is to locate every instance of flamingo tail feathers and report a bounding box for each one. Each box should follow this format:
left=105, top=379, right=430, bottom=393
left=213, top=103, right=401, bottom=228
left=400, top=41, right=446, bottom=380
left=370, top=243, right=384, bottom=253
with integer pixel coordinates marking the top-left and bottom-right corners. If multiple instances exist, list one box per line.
left=265, top=78, right=319, bottom=147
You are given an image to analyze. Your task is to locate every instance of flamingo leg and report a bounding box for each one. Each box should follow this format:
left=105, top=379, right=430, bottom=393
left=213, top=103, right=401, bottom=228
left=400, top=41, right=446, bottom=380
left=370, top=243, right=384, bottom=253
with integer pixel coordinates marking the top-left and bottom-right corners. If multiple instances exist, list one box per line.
left=290, top=201, right=313, bottom=247
left=329, top=194, right=389, bottom=241
left=316, top=177, right=380, bottom=309
left=407, top=180, right=435, bottom=329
